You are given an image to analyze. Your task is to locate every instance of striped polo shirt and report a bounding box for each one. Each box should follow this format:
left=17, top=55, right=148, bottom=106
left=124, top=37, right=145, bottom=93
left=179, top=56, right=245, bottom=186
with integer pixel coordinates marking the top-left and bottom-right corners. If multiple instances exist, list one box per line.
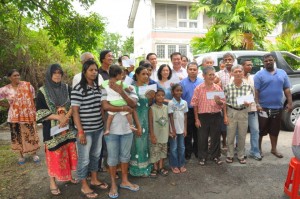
left=71, top=83, right=103, bottom=132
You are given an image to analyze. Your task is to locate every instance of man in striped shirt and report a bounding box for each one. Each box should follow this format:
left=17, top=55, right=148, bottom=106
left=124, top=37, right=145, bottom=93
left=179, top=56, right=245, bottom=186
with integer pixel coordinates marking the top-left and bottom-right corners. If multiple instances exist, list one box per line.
left=71, top=60, right=107, bottom=198
left=191, top=66, right=225, bottom=166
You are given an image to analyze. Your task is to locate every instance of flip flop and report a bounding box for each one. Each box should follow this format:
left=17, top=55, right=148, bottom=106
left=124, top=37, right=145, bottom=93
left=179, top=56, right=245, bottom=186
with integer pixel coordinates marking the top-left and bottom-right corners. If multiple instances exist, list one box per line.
left=18, top=157, right=26, bottom=165
left=119, top=184, right=140, bottom=192
left=90, top=182, right=109, bottom=190
left=70, top=178, right=80, bottom=184
left=33, top=155, right=40, bottom=164
left=108, top=189, right=119, bottom=199
left=171, top=167, right=180, bottom=174
left=271, top=151, right=283, bottom=158
left=81, top=189, right=98, bottom=199
left=50, top=188, right=61, bottom=196
left=180, top=167, right=187, bottom=173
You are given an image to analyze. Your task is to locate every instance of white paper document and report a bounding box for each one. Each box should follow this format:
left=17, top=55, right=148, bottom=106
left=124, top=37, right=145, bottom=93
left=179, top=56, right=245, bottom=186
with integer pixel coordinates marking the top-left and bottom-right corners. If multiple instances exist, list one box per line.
left=169, top=74, right=181, bottom=84
left=139, top=84, right=157, bottom=95
left=50, top=125, right=69, bottom=136
left=124, top=76, right=134, bottom=85
left=236, top=94, right=254, bottom=105
left=122, top=59, right=135, bottom=67
left=206, top=91, right=225, bottom=100
left=259, top=111, right=268, bottom=118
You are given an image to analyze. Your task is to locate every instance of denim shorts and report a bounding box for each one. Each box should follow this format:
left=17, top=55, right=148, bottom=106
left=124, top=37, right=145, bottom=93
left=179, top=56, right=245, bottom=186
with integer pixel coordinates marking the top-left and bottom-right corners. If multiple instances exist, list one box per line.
left=105, top=133, right=133, bottom=166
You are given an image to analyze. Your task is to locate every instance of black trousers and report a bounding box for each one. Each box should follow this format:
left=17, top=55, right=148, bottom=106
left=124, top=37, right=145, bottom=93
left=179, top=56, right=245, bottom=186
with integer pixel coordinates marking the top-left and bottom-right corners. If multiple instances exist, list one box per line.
left=185, top=108, right=198, bottom=157
left=197, top=112, right=222, bottom=160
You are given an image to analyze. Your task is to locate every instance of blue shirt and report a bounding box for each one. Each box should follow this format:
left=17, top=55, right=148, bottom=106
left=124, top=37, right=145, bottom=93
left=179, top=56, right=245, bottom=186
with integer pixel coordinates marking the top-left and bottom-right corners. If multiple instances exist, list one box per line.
left=180, top=77, right=204, bottom=108
left=254, top=68, right=290, bottom=109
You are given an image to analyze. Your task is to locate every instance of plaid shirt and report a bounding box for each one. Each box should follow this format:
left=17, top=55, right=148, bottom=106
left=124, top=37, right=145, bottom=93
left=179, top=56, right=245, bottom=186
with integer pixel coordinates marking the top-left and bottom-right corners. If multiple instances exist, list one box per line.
left=191, top=83, right=224, bottom=114
left=217, top=69, right=231, bottom=90
left=224, top=81, right=253, bottom=108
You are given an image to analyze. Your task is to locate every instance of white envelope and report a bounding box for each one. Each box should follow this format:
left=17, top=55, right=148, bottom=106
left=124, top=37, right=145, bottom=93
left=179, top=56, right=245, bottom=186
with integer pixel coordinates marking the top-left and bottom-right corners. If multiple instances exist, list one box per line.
left=236, top=94, right=254, bottom=105
left=206, top=91, right=225, bottom=99
left=124, top=76, right=134, bottom=85
left=139, top=84, right=157, bottom=95
left=50, top=125, right=69, bottom=136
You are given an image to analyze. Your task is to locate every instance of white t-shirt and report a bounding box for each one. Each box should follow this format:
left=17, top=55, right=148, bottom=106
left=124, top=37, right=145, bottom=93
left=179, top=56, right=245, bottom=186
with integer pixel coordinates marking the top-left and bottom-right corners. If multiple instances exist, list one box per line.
left=168, top=98, right=188, bottom=134
left=72, top=72, right=104, bottom=88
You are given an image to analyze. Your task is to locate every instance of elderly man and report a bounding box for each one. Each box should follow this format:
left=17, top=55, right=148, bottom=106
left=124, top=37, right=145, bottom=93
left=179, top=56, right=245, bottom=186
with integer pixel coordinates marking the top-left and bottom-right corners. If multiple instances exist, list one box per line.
left=197, top=56, right=214, bottom=78
left=72, top=52, right=104, bottom=88
left=254, top=53, right=292, bottom=158
left=224, top=65, right=253, bottom=164
left=171, top=52, right=188, bottom=80
left=180, top=62, right=203, bottom=160
left=99, top=50, right=114, bottom=80
left=146, top=53, right=158, bottom=81
left=191, top=66, right=224, bottom=165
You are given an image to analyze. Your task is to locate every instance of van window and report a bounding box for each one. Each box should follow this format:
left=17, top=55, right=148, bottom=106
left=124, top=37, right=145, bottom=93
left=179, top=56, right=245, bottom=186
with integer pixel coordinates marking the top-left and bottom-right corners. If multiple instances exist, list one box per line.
left=237, top=56, right=264, bottom=74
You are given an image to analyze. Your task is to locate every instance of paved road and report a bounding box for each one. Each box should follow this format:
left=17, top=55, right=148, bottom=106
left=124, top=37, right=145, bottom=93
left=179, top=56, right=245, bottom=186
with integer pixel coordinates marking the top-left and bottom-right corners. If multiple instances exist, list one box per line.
left=0, top=125, right=294, bottom=199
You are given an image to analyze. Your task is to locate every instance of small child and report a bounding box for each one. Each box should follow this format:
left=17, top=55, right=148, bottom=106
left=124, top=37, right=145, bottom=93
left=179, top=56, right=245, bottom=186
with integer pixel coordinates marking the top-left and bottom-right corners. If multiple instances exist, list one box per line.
left=168, top=84, right=188, bottom=174
left=101, top=64, right=137, bottom=135
left=149, top=89, right=169, bottom=177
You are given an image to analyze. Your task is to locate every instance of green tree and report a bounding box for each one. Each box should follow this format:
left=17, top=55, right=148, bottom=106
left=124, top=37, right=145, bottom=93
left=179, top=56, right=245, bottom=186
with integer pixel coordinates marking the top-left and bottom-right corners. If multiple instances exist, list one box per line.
left=101, top=32, right=123, bottom=59
left=122, top=35, right=134, bottom=55
left=191, top=0, right=274, bottom=54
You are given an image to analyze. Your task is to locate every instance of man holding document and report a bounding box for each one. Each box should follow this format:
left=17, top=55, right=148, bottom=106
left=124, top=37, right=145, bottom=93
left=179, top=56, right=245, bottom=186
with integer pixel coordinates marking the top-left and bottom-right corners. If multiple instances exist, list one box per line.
left=191, top=66, right=225, bottom=166
left=224, top=65, right=253, bottom=164
left=254, top=53, right=292, bottom=158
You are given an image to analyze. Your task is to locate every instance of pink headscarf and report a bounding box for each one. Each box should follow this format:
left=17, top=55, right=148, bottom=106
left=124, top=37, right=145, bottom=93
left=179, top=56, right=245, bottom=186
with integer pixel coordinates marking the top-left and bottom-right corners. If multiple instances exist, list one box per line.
left=292, top=118, right=300, bottom=146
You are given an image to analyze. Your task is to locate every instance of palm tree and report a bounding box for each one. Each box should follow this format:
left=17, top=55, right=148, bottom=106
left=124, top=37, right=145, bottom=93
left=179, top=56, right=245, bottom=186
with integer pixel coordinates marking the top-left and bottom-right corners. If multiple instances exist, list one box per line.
left=191, top=0, right=275, bottom=54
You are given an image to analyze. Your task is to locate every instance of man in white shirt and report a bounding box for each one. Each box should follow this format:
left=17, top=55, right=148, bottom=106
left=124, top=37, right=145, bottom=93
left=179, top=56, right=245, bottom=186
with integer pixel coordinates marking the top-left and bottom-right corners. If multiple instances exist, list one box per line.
left=171, top=52, right=188, bottom=80
left=72, top=52, right=104, bottom=88
left=146, top=53, right=158, bottom=81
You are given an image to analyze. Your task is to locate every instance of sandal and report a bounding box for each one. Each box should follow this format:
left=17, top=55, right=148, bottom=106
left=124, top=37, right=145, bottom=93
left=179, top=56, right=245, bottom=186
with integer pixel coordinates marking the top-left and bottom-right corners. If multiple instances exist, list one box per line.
left=180, top=166, right=187, bottom=173
left=159, top=168, right=168, bottom=176
left=237, top=158, right=246, bottom=164
left=199, top=159, right=206, bottom=166
left=171, top=167, right=180, bottom=174
left=18, top=157, right=26, bottom=165
left=226, top=157, right=233, bottom=163
left=213, top=157, right=223, bottom=165
left=81, top=189, right=98, bottom=199
left=32, top=155, right=40, bottom=164
left=150, top=169, right=158, bottom=178
left=50, top=188, right=61, bottom=196
left=90, top=182, right=109, bottom=190
left=70, top=178, right=80, bottom=184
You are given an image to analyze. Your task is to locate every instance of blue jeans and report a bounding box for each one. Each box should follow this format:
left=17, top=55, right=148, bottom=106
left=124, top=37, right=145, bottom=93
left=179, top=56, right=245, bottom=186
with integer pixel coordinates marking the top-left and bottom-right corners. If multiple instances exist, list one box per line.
left=105, top=133, right=133, bottom=166
left=76, top=129, right=103, bottom=180
left=169, top=134, right=185, bottom=168
left=248, top=112, right=261, bottom=157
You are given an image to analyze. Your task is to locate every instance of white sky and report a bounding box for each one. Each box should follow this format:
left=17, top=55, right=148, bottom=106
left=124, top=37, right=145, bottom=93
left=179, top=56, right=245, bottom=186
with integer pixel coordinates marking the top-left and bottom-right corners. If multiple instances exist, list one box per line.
left=73, top=0, right=133, bottom=38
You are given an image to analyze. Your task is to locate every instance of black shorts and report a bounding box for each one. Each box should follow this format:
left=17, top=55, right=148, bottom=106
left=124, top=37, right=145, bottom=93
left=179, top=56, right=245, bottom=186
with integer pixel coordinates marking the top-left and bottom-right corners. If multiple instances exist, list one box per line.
left=258, top=108, right=282, bottom=137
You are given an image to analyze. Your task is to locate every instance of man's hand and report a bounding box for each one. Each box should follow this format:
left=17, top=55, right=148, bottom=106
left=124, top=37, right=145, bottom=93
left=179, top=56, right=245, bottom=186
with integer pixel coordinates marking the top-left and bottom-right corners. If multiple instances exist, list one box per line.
left=195, top=118, right=201, bottom=128
left=78, top=134, right=87, bottom=145
left=285, top=103, right=292, bottom=112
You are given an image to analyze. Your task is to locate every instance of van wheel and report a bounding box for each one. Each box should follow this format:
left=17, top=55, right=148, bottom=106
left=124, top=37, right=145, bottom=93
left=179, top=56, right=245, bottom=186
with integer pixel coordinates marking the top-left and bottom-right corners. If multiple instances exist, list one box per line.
left=282, top=100, right=300, bottom=131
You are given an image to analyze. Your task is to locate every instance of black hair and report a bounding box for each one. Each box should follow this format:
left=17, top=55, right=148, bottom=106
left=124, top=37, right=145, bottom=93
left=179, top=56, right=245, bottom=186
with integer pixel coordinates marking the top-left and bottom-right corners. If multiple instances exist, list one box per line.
left=132, top=66, right=147, bottom=81
left=263, top=53, right=274, bottom=60
left=170, top=52, right=181, bottom=60
left=99, top=50, right=111, bottom=63
left=146, top=53, right=157, bottom=60
left=109, top=64, right=123, bottom=78
left=7, top=69, right=19, bottom=77
left=141, top=62, right=153, bottom=69
left=240, top=58, right=252, bottom=66
left=157, top=64, right=172, bottom=81
left=171, top=83, right=182, bottom=92
left=118, top=55, right=130, bottom=65
left=156, top=88, right=165, bottom=95
left=50, top=63, right=64, bottom=77
left=139, top=60, right=146, bottom=66
left=181, top=55, right=189, bottom=62
left=187, top=62, right=198, bottom=69
left=80, top=60, right=99, bottom=95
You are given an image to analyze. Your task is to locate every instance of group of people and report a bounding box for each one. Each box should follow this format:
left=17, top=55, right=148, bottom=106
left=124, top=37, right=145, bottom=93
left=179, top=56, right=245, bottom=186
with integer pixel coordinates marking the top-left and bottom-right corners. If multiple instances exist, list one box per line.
left=0, top=49, right=299, bottom=199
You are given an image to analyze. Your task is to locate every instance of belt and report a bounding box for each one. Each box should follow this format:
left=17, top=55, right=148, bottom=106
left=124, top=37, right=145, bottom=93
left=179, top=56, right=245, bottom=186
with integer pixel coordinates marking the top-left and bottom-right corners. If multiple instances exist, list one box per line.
left=228, top=105, right=246, bottom=111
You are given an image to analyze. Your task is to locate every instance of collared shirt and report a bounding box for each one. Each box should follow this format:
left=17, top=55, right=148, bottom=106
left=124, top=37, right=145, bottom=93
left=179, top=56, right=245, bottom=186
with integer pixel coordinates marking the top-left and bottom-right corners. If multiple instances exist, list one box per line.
left=168, top=98, right=188, bottom=134
left=72, top=73, right=104, bottom=88
left=99, top=67, right=109, bottom=80
left=217, top=69, right=231, bottom=90
left=254, top=68, right=290, bottom=109
left=172, top=67, right=188, bottom=80
left=150, top=68, right=158, bottom=82
left=191, top=83, right=224, bottom=114
left=180, top=77, right=204, bottom=108
left=224, top=81, right=253, bottom=109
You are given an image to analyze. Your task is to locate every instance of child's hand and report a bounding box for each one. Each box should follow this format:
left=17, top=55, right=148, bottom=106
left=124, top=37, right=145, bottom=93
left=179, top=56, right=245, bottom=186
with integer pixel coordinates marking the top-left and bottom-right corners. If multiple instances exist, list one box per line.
left=150, top=134, right=157, bottom=144
left=135, top=127, right=142, bottom=137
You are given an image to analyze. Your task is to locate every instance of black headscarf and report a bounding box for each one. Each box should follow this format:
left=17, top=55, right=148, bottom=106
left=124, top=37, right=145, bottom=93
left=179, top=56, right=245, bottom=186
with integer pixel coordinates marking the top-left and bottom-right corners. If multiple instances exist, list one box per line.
left=45, top=64, right=69, bottom=107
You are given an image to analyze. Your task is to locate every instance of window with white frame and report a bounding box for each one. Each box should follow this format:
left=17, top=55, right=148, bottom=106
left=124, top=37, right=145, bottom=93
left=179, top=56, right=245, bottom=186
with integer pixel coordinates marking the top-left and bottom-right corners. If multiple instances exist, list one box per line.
left=155, top=4, right=198, bottom=29
left=156, top=44, right=189, bottom=59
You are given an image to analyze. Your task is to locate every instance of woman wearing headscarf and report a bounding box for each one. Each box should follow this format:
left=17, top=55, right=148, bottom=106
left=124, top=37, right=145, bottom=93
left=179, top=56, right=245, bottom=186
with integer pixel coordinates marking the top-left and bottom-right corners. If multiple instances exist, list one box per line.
left=36, top=64, right=77, bottom=196
left=0, top=69, right=40, bottom=164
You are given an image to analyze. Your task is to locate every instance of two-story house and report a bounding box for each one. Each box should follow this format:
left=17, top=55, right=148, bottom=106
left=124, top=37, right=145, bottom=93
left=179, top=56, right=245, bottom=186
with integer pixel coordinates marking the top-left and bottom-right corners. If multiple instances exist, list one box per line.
left=128, top=0, right=281, bottom=64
